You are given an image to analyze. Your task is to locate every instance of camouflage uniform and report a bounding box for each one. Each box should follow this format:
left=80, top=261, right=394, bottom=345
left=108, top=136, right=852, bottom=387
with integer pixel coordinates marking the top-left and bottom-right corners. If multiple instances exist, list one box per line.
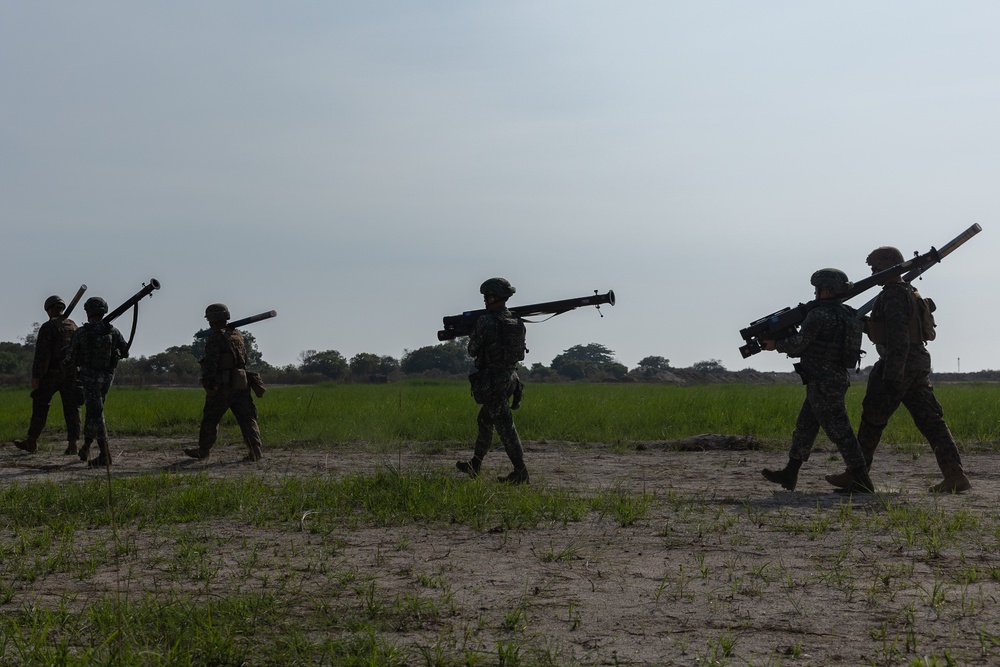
left=64, top=317, right=129, bottom=465
left=188, top=325, right=263, bottom=461
left=18, top=314, right=82, bottom=452
left=457, top=278, right=528, bottom=483
left=857, top=283, right=967, bottom=482
left=468, top=310, right=525, bottom=469
left=776, top=302, right=868, bottom=471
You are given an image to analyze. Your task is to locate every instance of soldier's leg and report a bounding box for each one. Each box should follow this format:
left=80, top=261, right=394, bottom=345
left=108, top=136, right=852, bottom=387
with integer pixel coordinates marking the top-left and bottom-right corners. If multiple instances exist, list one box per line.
left=762, top=398, right=815, bottom=491
left=902, top=376, right=970, bottom=493
left=187, top=391, right=231, bottom=459
left=58, top=382, right=82, bottom=454
left=16, top=382, right=58, bottom=452
left=494, top=400, right=527, bottom=484
left=90, top=376, right=114, bottom=466
left=856, top=364, right=905, bottom=465
left=231, top=391, right=263, bottom=461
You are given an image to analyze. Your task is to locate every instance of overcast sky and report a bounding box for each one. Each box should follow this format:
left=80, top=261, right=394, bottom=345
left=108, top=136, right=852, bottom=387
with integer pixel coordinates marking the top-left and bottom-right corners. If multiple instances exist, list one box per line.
left=2, top=2, right=997, bottom=374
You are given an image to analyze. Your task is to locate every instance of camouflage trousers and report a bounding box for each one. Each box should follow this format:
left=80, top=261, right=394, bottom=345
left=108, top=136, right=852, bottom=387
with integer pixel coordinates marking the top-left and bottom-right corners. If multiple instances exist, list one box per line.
left=27, top=374, right=82, bottom=443
left=789, top=375, right=866, bottom=470
left=858, top=361, right=963, bottom=472
left=80, top=371, right=114, bottom=445
left=470, top=369, right=524, bottom=469
left=199, top=387, right=262, bottom=452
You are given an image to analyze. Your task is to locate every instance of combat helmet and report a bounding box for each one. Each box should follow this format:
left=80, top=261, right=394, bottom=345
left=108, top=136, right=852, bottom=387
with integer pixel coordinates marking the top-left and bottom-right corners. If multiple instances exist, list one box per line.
left=810, top=268, right=852, bottom=296
left=44, top=295, right=66, bottom=312
left=204, top=303, right=231, bottom=322
left=866, top=246, right=904, bottom=272
left=480, top=277, right=516, bottom=299
left=83, top=297, right=108, bottom=316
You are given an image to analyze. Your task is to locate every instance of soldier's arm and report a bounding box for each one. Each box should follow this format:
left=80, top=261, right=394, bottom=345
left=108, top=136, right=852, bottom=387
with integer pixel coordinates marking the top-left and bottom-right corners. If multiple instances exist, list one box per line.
left=775, top=309, right=822, bottom=358
left=31, top=322, right=53, bottom=379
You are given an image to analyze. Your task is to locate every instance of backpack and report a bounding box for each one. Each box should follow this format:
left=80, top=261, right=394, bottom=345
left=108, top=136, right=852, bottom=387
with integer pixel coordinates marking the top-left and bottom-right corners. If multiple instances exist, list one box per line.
left=913, top=290, right=937, bottom=342
left=839, top=305, right=865, bottom=370
left=494, top=313, right=527, bottom=366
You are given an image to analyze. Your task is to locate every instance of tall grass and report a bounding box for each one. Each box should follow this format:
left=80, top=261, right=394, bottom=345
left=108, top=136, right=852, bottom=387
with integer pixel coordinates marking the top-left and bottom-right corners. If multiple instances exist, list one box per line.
left=2, top=379, right=998, bottom=447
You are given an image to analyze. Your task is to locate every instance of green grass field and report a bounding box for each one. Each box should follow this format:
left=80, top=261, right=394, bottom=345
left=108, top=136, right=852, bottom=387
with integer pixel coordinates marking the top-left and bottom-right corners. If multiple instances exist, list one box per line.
left=2, top=380, right=1000, bottom=665
left=2, top=379, right=998, bottom=448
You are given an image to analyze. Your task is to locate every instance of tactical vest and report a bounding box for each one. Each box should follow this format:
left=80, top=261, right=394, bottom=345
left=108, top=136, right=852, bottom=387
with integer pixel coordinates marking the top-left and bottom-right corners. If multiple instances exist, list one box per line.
left=216, top=329, right=249, bottom=388
left=867, top=284, right=936, bottom=345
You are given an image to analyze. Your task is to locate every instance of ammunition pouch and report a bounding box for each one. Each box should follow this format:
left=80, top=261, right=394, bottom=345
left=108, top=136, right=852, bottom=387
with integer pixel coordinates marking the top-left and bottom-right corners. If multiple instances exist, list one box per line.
left=469, top=370, right=488, bottom=404
left=247, top=371, right=266, bottom=398
left=229, top=369, right=248, bottom=390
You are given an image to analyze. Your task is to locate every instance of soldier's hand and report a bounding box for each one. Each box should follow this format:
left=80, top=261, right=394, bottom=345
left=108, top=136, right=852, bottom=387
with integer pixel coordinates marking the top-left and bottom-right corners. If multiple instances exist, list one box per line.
left=762, top=339, right=777, bottom=351
left=31, top=378, right=40, bottom=391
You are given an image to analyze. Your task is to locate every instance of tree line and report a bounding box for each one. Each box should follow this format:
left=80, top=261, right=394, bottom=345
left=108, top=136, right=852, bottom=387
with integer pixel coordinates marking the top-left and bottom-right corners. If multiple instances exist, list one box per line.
left=0, top=323, right=730, bottom=386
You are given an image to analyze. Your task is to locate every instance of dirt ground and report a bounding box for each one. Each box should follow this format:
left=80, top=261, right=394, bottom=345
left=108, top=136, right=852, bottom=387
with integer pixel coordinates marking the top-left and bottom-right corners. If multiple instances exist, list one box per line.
left=2, top=436, right=999, bottom=666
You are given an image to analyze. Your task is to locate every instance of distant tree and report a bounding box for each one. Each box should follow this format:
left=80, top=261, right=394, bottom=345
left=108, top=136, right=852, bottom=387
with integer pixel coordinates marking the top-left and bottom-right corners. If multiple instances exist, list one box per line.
left=0, top=341, right=32, bottom=377
left=528, top=362, right=555, bottom=380
left=691, top=359, right=726, bottom=373
left=551, top=343, right=622, bottom=380
left=298, top=349, right=349, bottom=379
left=401, top=339, right=471, bottom=375
left=633, top=355, right=672, bottom=378
left=349, top=353, right=399, bottom=379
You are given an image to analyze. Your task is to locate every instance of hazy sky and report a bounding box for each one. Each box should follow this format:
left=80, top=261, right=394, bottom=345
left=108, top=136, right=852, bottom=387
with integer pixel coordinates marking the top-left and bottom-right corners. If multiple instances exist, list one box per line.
left=3, top=2, right=997, bottom=373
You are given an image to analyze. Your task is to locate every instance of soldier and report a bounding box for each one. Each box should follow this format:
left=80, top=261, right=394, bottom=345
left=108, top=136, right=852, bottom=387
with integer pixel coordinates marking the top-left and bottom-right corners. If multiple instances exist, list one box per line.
left=826, top=247, right=971, bottom=493
left=456, top=278, right=529, bottom=484
left=184, top=303, right=264, bottom=462
left=13, top=295, right=82, bottom=455
left=63, top=297, right=129, bottom=467
left=760, top=269, right=874, bottom=493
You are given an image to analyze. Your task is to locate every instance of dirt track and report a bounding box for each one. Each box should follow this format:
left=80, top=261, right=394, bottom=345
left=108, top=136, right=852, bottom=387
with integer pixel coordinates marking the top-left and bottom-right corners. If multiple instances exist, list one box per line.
left=2, top=436, right=999, bottom=665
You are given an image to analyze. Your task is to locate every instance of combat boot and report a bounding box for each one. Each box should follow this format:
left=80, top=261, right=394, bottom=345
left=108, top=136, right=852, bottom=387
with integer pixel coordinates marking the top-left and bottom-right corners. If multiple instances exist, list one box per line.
left=184, top=447, right=210, bottom=460
left=761, top=458, right=802, bottom=491
left=456, top=457, right=482, bottom=479
left=64, top=440, right=78, bottom=456
left=243, top=443, right=263, bottom=462
left=14, top=437, right=37, bottom=454
left=88, top=454, right=112, bottom=468
left=846, top=466, right=875, bottom=494
left=930, top=466, right=971, bottom=494
left=498, top=467, right=529, bottom=485
left=78, top=440, right=92, bottom=462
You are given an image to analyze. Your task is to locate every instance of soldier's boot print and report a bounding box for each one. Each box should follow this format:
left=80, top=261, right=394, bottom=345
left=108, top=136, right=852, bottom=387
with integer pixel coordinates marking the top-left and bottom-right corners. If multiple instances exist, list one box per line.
left=13, top=436, right=38, bottom=454
left=184, top=447, right=211, bottom=460
left=456, top=456, right=482, bottom=479
left=846, top=466, right=875, bottom=494
left=930, top=465, right=971, bottom=494
left=88, top=440, right=111, bottom=468
left=761, top=458, right=802, bottom=491
left=78, top=439, right=92, bottom=462
left=64, top=440, right=78, bottom=456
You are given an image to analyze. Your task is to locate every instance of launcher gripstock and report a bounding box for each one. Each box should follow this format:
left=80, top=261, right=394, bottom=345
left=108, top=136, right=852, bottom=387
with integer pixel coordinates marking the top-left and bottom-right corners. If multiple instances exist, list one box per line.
left=194, top=310, right=278, bottom=339
left=738, top=224, right=982, bottom=358
left=438, top=290, right=615, bottom=341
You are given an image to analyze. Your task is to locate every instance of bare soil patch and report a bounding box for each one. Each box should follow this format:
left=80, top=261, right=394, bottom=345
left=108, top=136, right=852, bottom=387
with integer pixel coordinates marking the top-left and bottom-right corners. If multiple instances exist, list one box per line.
left=2, top=436, right=998, bottom=665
